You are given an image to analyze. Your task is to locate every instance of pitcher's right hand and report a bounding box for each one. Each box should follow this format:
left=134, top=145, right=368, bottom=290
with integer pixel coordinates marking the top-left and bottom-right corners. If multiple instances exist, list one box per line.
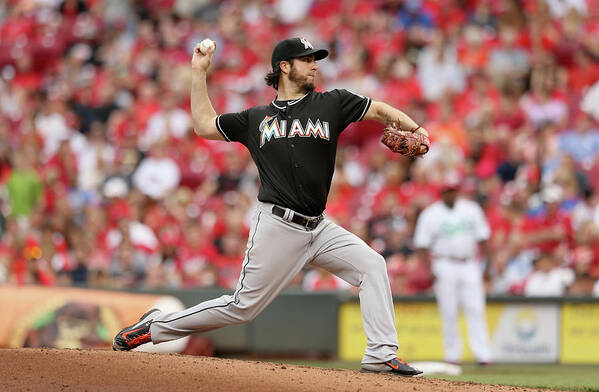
left=192, top=42, right=216, bottom=71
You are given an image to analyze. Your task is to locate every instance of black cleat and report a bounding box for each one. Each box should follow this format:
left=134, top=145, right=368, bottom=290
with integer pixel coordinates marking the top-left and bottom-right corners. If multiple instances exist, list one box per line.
left=361, top=358, right=423, bottom=377
left=112, top=309, right=161, bottom=351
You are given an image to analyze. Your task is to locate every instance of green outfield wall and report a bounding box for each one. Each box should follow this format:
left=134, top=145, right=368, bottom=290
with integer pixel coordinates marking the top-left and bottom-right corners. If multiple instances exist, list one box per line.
left=138, top=288, right=599, bottom=364
left=1, top=286, right=597, bottom=363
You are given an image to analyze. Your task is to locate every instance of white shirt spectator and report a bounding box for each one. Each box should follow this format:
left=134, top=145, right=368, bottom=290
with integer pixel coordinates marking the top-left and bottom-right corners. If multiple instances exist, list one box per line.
left=133, top=155, right=181, bottom=199
left=545, top=0, right=587, bottom=18
left=488, top=24, right=530, bottom=82
left=570, top=198, right=594, bottom=230
left=274, top=0, right=313, bottom=24
left=414, top=198, right=490, bottom=260
left=139, top=108, right=191, bottom=151
left=106, top=221, right=159, bottom=253
left=76, top=136, right=115, bottom=192
left=491, top=250, right=535, bottom=294
left=34, top=110, right=72, bottom=159
left=0, top=79, right=23, bottom=121
left=558, top=127, right=599, bottom=166
left=524, top=268, right=575, bottom=297
left=520, top=94, right=568, bottom=128
left=489, top=47, right=530, bottom=80
left=418, top=43, right=466, bottom=101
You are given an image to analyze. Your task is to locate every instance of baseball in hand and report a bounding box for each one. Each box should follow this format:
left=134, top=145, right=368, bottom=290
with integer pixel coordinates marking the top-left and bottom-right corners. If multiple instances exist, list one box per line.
left=199, top=39, right=215, bottom=55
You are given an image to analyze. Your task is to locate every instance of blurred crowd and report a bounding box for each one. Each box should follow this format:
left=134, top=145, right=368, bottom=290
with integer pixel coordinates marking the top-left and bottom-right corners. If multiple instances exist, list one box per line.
left=1, top=0, right=599, bottom=297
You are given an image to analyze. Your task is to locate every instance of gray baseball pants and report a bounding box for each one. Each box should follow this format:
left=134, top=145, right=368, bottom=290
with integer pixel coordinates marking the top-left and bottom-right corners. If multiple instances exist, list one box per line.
left=150, top=202, right=399, bottom=364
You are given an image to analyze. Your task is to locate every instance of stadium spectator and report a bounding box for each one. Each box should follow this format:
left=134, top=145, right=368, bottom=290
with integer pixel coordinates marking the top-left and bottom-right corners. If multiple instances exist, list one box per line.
left=0, top=0, right=598, bottom=296
left=132, top=141, right=181, bottom=200
left=6, top=148, right=43, bottom=218
left=558, top=111, right=599, bottom=167
left=487, top=24, right=530, bottom=88
left=567, top=246, right=597, bottom=296
left=417, top=30, right=466, bottom=102
left=75, top=121, right=115, bottom=196
left=176, top=221, right=218, bottom=288
left=524, top=252, right=574, bottom=297
left=108, top=239, right=148, bottom=289
left=212, top=230, right=246, bottom=289
left=520, top=185, right=573, bottom=255
left=139, top=93, right=191, bottom=151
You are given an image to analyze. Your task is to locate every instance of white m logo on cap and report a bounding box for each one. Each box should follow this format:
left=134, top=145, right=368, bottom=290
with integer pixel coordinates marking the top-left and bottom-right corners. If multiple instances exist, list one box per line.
left=300, top=37, right=313, bottom=49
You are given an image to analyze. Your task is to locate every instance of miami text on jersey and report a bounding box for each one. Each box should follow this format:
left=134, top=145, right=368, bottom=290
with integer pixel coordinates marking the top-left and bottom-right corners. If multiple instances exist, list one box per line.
left=259, top=115, right=330, bottom=147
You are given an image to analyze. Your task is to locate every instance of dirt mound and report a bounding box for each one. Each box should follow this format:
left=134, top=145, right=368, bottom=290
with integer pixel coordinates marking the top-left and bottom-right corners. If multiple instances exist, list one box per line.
left=1, top=349, right=556, bottom=392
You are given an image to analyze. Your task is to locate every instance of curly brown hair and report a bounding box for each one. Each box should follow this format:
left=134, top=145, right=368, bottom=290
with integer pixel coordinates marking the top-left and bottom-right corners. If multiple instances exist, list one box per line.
left=264, top=59, right=295, bottom=90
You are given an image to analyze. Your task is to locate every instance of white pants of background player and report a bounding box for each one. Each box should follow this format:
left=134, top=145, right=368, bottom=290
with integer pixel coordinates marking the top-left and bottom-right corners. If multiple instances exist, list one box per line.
left=432, top=258, right=492, bottom=364
left=150, top=202, right=399, bottom=364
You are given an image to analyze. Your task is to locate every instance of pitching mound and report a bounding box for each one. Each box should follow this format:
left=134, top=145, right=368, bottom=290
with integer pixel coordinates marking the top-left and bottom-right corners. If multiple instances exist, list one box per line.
left=1, top=349, right=557, bottom=392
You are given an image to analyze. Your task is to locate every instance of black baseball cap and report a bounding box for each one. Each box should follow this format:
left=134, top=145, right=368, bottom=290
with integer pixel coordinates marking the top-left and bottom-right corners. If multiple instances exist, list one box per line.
left=271, top=37, right=328, bottom=69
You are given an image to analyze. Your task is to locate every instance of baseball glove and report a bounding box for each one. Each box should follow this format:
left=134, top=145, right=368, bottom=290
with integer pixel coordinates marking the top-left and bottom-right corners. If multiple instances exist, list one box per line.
left=381, top=124, right=430, bottom=157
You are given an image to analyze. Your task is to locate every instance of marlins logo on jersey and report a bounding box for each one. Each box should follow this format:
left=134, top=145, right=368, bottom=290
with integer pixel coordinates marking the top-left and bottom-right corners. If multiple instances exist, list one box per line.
left=259, top=115, right=330, bottom=147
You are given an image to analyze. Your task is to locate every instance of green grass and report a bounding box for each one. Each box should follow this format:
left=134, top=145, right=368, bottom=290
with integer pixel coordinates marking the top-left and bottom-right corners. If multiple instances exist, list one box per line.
left=432, top=364, right=599, bottom=392
left=261, top=360, right=599, bottom=391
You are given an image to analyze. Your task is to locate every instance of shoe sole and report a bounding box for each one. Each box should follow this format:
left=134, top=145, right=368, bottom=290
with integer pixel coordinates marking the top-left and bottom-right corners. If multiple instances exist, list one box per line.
left=360, top=368, right=423, bottom=377
left=112, top=309, right=161, bottom=351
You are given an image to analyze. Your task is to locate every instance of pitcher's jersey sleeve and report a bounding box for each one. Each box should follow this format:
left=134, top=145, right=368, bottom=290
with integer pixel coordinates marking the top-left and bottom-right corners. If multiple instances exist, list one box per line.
left=215, top=110, right=250, bottom=145
left=414, top=207, right=435, bottom=249
left=332, top=89, right=372, bottom=130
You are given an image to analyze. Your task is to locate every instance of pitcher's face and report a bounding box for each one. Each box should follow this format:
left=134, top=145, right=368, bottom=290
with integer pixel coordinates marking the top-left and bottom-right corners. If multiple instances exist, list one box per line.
left=288, top=55, right=318, bottom=92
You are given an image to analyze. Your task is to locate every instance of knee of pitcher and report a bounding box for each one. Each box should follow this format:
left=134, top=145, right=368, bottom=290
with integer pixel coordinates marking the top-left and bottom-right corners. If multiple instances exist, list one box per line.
left=362, top=254, right=388, bottom=281
left=374, top=254, right=388, bottom=273
left=230, top=303, right=259, bottom=324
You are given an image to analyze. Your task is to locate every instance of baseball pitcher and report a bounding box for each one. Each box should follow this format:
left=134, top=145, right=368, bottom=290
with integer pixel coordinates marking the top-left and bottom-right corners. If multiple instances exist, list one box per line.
left=113, top=37, right=430, bottom=376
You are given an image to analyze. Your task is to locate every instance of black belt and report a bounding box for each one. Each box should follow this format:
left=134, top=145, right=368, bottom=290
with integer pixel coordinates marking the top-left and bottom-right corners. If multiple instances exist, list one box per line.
left=271, top=205, right=323, bottom=231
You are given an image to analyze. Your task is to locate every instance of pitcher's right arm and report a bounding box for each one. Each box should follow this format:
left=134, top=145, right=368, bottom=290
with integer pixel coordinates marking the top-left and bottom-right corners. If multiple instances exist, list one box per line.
left=191, top=42, right=224, bottom=140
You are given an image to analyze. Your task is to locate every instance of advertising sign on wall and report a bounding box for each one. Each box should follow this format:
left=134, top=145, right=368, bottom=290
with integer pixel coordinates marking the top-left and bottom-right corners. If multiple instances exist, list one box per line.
left=339, top=302, right=447, bottom=361
left=490, top=304, right=559, bottom=363
left=0, top=286, right=186, bottom=353
left=339, top=301, right=560, bottom=363
left=561, top=302, right=599, bottom=364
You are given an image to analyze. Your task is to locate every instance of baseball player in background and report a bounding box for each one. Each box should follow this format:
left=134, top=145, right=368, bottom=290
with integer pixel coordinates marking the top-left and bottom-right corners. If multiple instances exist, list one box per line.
left=113, top=37, right=430, bottom=376
left=414, top=176, right=493, bottom=365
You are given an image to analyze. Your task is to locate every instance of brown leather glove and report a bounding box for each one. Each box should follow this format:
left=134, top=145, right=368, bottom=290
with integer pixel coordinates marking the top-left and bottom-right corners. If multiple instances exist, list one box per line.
left=381, top=123, right=430, bottom=157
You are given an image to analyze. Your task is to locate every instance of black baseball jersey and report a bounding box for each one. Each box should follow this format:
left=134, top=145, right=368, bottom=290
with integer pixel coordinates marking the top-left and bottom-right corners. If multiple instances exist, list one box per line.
left=215, top=89, right=371, bottom=216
